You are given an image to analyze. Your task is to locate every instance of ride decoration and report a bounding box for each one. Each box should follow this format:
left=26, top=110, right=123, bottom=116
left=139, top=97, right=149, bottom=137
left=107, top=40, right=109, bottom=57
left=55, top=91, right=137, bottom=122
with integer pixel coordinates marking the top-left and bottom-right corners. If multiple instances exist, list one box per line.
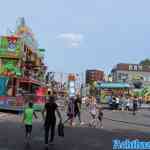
left=15, top=18, right=38, bottom=51
left=0, top=61, right=21, bottom=76
left=0, top=36, right=21, bottom=57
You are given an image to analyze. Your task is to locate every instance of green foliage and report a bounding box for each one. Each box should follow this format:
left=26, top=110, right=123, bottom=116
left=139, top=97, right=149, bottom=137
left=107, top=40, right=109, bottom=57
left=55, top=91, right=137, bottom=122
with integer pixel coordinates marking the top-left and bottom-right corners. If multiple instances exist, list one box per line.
left=140, top=58, right=150, bottom=66
left=142, top=87, right=150, bottom=96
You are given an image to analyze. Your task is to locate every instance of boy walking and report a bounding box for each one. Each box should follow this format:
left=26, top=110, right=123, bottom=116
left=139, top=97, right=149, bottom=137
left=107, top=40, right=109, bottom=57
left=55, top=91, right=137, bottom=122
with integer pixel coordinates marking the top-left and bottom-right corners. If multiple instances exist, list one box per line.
left=23, top=102, right=37, bottom=143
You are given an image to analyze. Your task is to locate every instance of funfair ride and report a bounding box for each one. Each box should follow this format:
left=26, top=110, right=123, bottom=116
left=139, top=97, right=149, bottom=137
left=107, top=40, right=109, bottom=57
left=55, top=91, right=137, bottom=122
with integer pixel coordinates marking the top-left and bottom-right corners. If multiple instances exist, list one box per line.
left=0, top=18, right=47, bottom=111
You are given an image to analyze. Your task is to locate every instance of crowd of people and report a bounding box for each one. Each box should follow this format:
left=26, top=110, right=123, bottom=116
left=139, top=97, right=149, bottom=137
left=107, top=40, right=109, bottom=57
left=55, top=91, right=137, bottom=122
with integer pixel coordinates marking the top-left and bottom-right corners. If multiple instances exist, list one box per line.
left=22, top=91, right=146, bottom=148
left=22, top=93, right=104, bottom=148
left=23, top=90, right=146, bottom=146
left=108, top=95, right=143, bottom=115
left=64, top=95, right=103, bottom=128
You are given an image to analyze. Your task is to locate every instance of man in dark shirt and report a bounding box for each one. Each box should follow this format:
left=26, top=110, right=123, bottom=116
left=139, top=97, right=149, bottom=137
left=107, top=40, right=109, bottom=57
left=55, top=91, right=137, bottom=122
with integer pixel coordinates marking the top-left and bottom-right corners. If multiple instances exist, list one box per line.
left=74, top=95, right=83, bottom=124
left=132, top=96, right=138, bottom=115
left=42, top=95, right=62, bottom=147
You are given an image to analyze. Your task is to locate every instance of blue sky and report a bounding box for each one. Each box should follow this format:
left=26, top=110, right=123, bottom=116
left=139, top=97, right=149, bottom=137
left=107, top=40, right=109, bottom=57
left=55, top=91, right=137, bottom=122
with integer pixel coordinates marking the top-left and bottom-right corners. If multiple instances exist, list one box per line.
left=0, top=0, right=149, bottom=74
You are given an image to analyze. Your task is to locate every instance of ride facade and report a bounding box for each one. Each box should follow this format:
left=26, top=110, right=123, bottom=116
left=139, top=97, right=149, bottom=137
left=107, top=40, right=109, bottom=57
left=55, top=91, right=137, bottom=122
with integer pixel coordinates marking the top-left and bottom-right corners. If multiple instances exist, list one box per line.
left=0, top=18, right=47, bottom=111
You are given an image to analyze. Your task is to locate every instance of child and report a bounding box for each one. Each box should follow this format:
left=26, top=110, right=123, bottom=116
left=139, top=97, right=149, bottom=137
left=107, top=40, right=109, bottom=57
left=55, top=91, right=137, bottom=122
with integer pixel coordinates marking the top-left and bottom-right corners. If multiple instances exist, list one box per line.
left=97, top=107, right=103, bottom=128
left=23, top=102, right=37, bottom=143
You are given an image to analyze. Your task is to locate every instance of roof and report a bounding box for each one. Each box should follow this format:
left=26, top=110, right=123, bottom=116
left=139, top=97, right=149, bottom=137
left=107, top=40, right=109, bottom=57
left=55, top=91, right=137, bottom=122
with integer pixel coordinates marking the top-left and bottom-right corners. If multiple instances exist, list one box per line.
left=112, top=63, right=150, bottom=72
left=96, top=82, right=130, bottom=89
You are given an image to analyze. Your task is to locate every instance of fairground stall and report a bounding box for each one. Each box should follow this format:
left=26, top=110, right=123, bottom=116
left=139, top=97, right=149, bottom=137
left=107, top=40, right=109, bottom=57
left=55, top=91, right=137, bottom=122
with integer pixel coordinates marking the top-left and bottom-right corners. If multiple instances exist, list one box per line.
left=96, top=82, right=130, bottom=103
left=0, top=18, right=47, bottom=111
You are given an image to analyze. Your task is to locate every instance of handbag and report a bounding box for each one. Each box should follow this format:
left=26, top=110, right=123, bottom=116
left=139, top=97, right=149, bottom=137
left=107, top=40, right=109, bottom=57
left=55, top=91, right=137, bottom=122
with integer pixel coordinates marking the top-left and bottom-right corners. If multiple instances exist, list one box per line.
left=58, top=121, right=64, bottom=137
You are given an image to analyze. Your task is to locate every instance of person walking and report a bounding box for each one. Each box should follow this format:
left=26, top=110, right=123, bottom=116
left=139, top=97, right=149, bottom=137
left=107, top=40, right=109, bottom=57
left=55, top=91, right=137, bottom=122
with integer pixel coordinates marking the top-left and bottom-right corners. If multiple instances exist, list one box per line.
left=64, top=97, right=75, bottom=126
left=23, top=101, right=38, bottom=143
left=132, top=96, right=138, bottom=115
left=42, top=94, right=62, bottom=147
left=74, top=95, right=84, bottom=125
left=138, top=97, right=143, bottom=109
left=126, top=97, right=130, bottom=111
left=97, top=106, right=103, bottom=128
left=115, top=97, right=120, bottom=110
left=89, top=96, right=97, bottom=127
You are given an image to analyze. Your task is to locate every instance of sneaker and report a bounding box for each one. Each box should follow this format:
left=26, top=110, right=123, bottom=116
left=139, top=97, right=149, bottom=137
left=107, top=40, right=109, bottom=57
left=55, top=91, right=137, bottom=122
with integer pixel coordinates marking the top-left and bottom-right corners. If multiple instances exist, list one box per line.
left=80, top=122, right=84, bottom=125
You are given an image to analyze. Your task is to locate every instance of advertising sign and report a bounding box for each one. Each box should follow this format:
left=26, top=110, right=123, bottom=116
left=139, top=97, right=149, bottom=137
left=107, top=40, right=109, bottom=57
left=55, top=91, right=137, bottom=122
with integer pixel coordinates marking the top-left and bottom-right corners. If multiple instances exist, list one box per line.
left=68, top=81, right=76, bottom=97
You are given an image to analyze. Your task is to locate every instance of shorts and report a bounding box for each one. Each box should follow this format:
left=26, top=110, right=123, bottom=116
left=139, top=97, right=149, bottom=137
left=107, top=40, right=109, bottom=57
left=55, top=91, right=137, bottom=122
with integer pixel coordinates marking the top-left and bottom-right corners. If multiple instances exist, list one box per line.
left=25, top=125, right=32, bottom=133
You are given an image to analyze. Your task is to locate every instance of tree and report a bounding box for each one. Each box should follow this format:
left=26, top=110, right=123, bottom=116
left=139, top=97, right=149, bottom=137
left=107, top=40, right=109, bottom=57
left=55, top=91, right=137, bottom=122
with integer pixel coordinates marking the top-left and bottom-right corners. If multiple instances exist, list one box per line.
left=139, top=59, right=150, bottom=66
left=89, top=81, right=97, bottom=96
left=132, top=74, right=143, bottom=89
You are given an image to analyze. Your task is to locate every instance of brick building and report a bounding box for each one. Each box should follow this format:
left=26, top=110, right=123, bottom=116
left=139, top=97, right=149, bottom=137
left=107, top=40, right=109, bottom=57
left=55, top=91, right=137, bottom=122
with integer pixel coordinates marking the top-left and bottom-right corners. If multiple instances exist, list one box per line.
left=86, top=69, right=104, bottom=84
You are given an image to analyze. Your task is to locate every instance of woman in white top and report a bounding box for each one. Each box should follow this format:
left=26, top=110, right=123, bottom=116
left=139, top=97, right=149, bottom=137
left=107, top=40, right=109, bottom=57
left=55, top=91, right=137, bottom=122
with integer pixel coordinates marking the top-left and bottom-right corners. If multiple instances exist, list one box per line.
left=89, top=96, right=97, bottom=127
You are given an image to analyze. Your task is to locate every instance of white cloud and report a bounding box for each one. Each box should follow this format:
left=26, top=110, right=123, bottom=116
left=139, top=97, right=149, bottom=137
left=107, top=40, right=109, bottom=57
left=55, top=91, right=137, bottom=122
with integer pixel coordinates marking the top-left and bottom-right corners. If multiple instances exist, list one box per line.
left=57, top=33, right=84, bottom=48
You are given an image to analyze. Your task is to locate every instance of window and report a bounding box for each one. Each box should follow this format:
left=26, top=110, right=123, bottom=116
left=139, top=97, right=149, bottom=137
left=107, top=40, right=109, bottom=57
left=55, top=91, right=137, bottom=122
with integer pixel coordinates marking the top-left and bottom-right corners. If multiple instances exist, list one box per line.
left=118, top=73, right=122, bottom=80
left=121, top=73, right=128, bottom=80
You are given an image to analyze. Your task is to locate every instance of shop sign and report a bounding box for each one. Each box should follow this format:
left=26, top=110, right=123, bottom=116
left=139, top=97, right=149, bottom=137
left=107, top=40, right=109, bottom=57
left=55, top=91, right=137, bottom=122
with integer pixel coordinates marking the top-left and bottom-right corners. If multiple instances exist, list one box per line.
left=128, top=65, right=143, bottom=71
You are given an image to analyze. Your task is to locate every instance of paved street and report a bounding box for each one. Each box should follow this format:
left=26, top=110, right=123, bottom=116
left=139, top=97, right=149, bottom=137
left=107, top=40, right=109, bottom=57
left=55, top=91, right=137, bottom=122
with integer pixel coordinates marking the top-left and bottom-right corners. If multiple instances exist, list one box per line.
left=0, top=119, right=149, bottom=150
left=0, top=108, right=150, bottom=150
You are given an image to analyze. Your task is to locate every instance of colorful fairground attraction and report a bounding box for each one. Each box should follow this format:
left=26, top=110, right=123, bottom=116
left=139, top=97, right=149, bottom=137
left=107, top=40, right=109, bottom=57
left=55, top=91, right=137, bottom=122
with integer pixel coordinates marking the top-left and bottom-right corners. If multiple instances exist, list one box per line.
left=0, top=18, right=47, bottom=111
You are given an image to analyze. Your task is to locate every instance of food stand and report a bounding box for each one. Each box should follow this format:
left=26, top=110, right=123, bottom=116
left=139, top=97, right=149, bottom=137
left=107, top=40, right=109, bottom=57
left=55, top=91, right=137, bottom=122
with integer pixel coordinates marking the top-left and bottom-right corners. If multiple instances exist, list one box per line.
left=96, top=82, right=130, bottom=103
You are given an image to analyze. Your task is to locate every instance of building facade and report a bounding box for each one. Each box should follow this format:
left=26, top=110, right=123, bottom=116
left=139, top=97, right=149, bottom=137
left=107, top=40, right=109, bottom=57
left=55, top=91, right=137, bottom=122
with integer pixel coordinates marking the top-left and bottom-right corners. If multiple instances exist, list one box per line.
left=111, top=63, right=150, bottom=88
left=86, top=69, right=104, bottom=84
